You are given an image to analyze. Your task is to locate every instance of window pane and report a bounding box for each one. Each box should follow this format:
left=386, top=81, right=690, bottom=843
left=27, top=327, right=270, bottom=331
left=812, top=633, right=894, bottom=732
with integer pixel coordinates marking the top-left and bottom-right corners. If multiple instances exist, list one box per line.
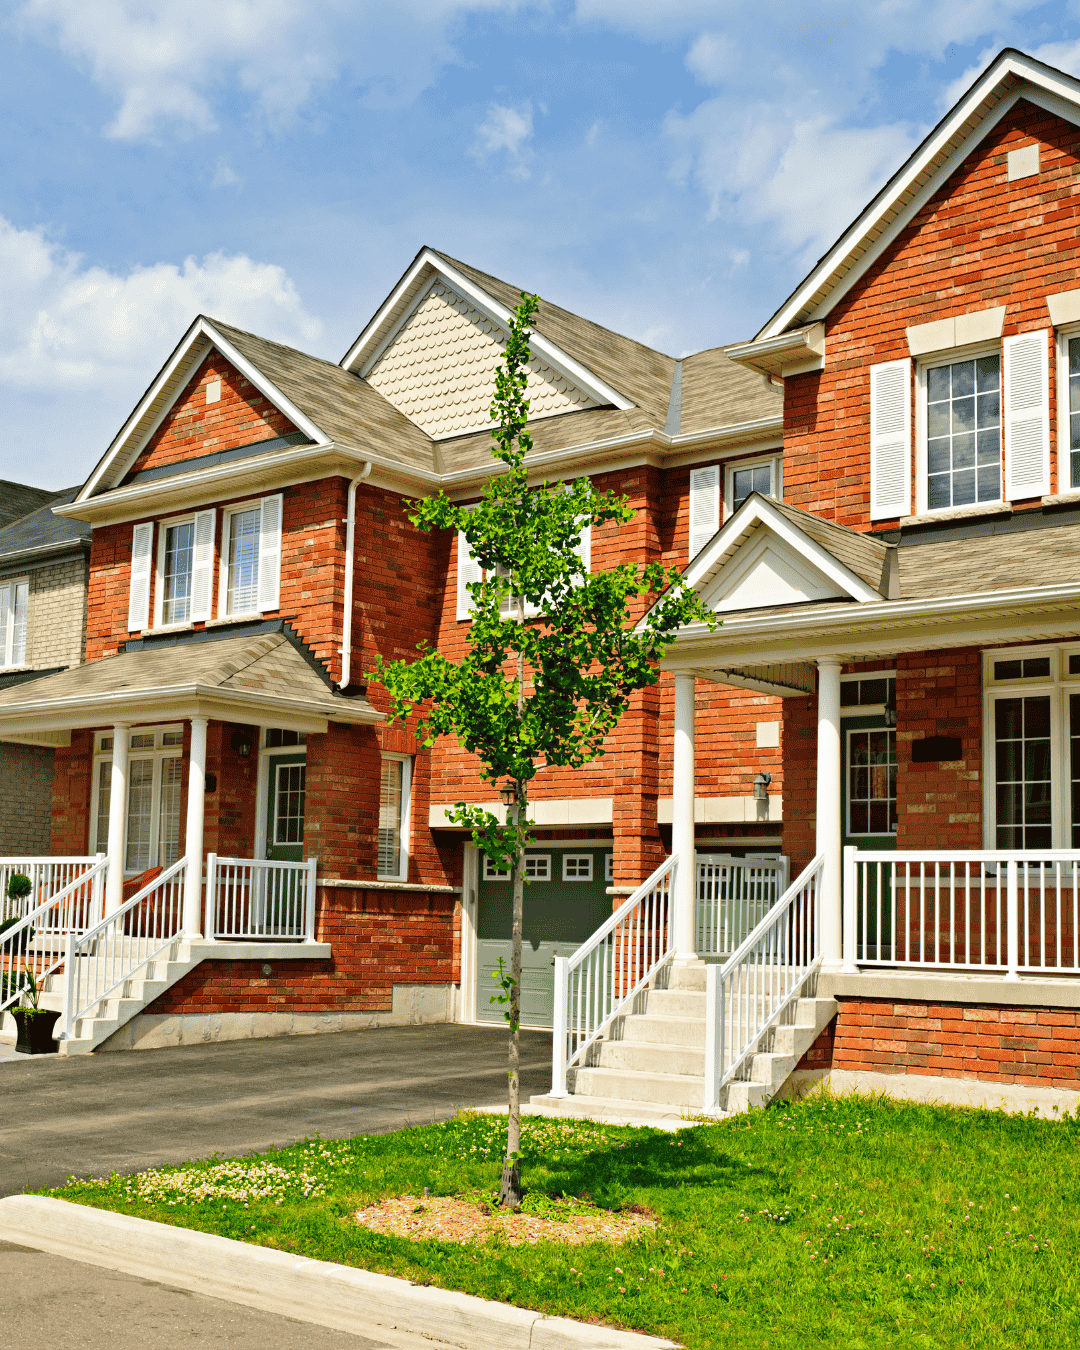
left=11, top=581, right=27, bottom=665
left=227, top=508, right=261, bottom=614
left=994, top=695, right=1052, bottom=849
left=378, top=759, right=403, bottom=876
left=927, top=354, right=1000, bottom=508
left=95, top=760, right=112, bottom=855
left=125, top=759, right=155, bottom=871
left=162, top=522, right=195, bottom=624
left=158, top=757, right=183, bottom=866
left=275, top=764, right=305, bottom=845
left=847, top=729, right=896, bottom=836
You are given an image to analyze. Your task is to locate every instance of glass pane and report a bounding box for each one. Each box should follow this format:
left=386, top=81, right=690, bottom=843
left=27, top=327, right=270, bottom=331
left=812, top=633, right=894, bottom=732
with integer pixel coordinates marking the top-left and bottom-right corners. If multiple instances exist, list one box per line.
left=976, top=354, right=1000, bottom=391
left=952, top=469, right=976, bottom=504
left=927, top=366, right=951, bottom=402
left=860, top=678, right=887, bottom=705
left=1024, top=697, right=1051, bottom=738
left=952, top=433, right=975, bottom=469
left=995, top=697, right=1023, bottom=736
left=94, top=760, right=112, bottom=855
left=1023, top=657, right=1051, bottom=678
left=951, top=398, right=975, bottom=435
left=926, top=356, right=1000, bottom=508
left=227, top=508, right=261, bottom=615
left=995, top=695, right=1054, bottom=850
left=158, top=758, right=183, bottom=866
left=951, top=361, right=975, bottom=398
left=840, top=682, right=858, bottom=707
left=847, top=729, right=896, bottom=836
left=977, top=391, right=1000, bottom=428
left=125, top=759, right=154, bottom=872
left=275, top=764, right=306, bottom=845
left=162, top=522, right=195, bottom=625
left=378, top=759, right=404, bottom=876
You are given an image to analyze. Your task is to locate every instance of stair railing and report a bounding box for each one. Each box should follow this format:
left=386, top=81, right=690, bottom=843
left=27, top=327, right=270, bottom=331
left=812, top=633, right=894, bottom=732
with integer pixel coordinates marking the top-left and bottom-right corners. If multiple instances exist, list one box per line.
left=704, top=853, right=824, bottom=1111
left=1, top=856, right=109, bottom=1015
left=0, top=856, right=103, bottom=929
left=60, top=857, right=187, bottom=1043
left=551, top=853, right=677, bottom=1096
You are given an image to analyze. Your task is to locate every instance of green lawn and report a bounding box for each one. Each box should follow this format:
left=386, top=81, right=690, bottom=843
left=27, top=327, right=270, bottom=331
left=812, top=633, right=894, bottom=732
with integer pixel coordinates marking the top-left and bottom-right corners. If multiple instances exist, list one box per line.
left=43, top=1094, right=1080, bottom=1349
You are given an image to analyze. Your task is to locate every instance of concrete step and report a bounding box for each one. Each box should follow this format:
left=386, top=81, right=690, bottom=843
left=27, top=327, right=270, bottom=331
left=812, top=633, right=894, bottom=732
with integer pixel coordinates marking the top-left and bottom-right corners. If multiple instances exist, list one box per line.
left=622, top=1014, right=705, bottom=1048
left=595, top=1040, right=705, bottom=1077
left=661, top=963, right=710, bottom=992
left=569, top=1065, right=706, bottom=1110
left=640, top=989, right=706, bottom=1018
left=528, top=1092, right=724, bottom=1125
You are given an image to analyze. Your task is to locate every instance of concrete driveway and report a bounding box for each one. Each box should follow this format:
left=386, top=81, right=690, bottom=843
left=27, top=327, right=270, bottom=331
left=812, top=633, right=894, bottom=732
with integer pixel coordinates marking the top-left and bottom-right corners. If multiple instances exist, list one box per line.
left=0, top=1024, right=552, bottom=1195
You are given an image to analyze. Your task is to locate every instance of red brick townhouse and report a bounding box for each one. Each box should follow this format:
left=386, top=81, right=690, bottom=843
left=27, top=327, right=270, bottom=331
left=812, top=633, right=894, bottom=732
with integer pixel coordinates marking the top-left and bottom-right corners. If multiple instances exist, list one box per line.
left=631, top=48, right=1080, bottom=1118
left=0, top=248, right=784, bottom=1054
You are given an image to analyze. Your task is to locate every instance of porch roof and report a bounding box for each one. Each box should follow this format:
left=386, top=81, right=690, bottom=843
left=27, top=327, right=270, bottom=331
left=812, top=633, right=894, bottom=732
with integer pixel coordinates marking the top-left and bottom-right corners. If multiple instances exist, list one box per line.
left=0, top=630, right=383, bottom=740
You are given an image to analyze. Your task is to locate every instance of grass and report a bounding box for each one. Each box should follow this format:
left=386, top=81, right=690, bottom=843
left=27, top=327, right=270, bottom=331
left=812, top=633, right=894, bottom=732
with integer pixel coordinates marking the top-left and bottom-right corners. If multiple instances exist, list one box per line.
left=42, top=1093, right=1080, bottom=1349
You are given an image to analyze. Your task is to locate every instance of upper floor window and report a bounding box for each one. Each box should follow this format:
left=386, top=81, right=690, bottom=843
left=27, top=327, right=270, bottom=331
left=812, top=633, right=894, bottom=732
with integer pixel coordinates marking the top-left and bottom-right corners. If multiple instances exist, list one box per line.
left=0, top=577, right=28, bottom=668
left=161, top=519, right=197, bottom=624
left=221, top=503, right=262, bottom=616
left=1066, top=336, right=1080, bottom=491
left=925, top=354, right=1001, bottom=509
left=724, top=453, right=783, bottom=520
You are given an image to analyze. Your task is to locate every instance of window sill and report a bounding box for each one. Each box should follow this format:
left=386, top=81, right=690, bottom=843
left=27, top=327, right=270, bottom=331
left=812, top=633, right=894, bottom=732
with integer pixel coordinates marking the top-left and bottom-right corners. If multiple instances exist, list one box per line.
left=142, top=623, right=194, bottom=636
left=1041, top=491, right=1080, bottom=509
left=206, top=613, right=262, bottom=628
left=900, top=501, right=1012, bottom=528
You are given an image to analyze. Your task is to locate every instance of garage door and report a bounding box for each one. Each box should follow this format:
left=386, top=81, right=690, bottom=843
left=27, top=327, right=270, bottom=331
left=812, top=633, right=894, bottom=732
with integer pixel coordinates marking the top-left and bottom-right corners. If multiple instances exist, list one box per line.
left=475, top=847, right=613, bottom=1027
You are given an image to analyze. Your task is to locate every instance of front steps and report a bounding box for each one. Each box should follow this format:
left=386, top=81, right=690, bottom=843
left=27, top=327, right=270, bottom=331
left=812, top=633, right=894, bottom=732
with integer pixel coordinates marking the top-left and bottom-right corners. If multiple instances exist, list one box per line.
left=531, top=962, right=837, bottom=1122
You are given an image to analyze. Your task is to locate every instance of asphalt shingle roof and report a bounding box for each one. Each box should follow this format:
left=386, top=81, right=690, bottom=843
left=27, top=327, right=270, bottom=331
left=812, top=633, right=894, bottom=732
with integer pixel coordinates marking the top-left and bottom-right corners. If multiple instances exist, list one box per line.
left=0, top=487, right=89, bottom=563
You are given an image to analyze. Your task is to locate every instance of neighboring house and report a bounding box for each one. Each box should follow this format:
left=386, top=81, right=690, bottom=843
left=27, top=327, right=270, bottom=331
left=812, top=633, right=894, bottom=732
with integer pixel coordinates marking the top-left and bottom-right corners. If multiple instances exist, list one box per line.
left=0, top=487, right=90, bottom=855
left=646, top=47, right=1080, bottom=1115
left=0, top=247, right=783, bottom=1055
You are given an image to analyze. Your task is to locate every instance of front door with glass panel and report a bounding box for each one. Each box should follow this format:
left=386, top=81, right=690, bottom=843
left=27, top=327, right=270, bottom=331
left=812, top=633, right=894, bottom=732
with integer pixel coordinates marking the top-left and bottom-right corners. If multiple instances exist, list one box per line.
left=266, top=753, right=306, bottom=862
left=842, top=717, right=897, bottom=959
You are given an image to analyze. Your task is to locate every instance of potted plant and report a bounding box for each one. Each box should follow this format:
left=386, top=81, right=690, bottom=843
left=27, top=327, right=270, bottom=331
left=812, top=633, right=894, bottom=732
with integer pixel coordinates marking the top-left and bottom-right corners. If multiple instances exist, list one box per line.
left=11, top=966, right=60, bottom=1055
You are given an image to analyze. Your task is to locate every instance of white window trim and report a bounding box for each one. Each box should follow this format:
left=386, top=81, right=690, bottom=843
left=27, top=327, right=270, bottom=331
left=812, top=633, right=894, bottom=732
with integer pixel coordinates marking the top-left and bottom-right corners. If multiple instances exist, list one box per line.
left=981, top=642, right=1080, bottom=850
left=562, top=853, right=593, bottom=882
left=153, top=511, right=197, bottom=630
left=839, top=670, right=897, bottom=717
left=605, top=853, right=614, bottom=883
left=914, top=340, right=1003, bottom=517
left=377, top=752, right=412, bottom=881
left=525, top=853, right=551, bottom=881
left=1055, top=323, right=1080, bottom=496
left=723, top=453, right=783, bottom=521
left=0, top=575, right=29, bottom=670
left=91, top=724, right=184, bottom=875
left=218, top=497, right=265, bottom=620
left=844, top=725, right=898, bottom=838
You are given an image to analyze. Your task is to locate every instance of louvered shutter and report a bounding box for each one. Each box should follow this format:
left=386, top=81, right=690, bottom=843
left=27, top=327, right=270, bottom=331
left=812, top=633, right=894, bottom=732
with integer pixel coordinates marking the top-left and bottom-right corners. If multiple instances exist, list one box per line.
left=689, top=465, right=720, bottom=559
left=189, top=509, right=216, bottom=621
left=256, top=494, right=283, bottom=611
left=574, top=521, right=591, bottom=577
left=1004, top=330, right=1050, bottom=500
left=869, top=359, right=911, bottom=520
left=127, top=522, right=154, bottom=632
left=456, top=531, right=482, bottom=620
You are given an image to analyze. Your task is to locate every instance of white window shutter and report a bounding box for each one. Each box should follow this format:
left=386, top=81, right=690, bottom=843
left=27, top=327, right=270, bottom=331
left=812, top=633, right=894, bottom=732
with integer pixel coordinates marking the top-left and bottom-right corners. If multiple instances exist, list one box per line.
left=869, top=359, right=911, bottom=520
left=689, top=465, right=720, bottom=559
left=456, top=531, right=482, bottom=620
left=127, top=522, right=154, bottom=632
left=1004, top=330, right=1050, bottom=500
left=257, top=494, right=283, bottom=612
left=189, top=509, right=216, bottom=621
left=574, top=521, right=591, bottom=576
left=11, top=580, right=28, bottom=665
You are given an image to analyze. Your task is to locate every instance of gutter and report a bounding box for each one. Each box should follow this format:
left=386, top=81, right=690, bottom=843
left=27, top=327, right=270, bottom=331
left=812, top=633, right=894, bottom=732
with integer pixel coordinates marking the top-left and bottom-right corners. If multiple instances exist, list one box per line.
left=339, top=461, right=373, bottom=690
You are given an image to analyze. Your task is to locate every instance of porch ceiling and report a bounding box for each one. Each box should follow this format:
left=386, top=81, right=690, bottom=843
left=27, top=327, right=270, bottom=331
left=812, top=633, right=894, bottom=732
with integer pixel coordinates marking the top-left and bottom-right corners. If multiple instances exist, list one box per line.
left=0, top=631, right=383, bottom=735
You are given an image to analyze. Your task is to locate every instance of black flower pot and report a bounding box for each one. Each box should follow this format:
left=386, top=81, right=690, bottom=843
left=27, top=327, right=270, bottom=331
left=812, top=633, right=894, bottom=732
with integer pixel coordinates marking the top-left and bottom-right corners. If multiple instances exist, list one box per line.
left=12, top=1008, right=60, bottom=1054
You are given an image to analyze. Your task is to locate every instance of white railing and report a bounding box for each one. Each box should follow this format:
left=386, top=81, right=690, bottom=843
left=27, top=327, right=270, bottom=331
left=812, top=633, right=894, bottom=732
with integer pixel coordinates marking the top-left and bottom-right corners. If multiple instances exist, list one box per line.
left=1, top=856, right=103, bottom=932
left=205, top=855, right=318, bottom=942
left=845, top=847, right=1080, bottom=976
left=704, top=853, right=824, bottom=1110
left=60, top=858, right=187, bottom=1041
left=696, top=854, right=789, bottom=956
left=551, top=853, right=677, bottom=1096
left=1, top=857, right=109, bottom=1015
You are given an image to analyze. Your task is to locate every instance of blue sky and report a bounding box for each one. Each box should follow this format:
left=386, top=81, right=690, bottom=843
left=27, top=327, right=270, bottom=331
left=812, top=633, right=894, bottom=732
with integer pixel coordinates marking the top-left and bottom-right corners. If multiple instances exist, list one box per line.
left=3, top=0, right=1080, bottom=487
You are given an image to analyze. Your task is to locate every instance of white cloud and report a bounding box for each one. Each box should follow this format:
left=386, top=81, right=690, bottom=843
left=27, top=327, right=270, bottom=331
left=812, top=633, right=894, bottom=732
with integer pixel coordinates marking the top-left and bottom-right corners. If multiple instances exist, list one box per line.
left=470, top=102, right=535, bottom=178
left=211, top=156, right=242, bottom=189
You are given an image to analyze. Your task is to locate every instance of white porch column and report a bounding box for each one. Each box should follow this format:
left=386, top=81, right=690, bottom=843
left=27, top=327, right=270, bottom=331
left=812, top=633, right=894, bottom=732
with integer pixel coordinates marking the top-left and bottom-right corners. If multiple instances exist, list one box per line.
left=816, top=660, right=843, bottom=966
left=182, top=715, right=208, bottom=938
left=672, top=672, right=698, bottom=962
left=104, top=723, right=130, bottom=915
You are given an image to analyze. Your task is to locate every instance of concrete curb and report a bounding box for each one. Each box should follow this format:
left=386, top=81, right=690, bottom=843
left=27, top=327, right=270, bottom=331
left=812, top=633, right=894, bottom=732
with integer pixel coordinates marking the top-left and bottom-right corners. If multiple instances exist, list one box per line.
left=0, top=1196, right=680, bottom=1350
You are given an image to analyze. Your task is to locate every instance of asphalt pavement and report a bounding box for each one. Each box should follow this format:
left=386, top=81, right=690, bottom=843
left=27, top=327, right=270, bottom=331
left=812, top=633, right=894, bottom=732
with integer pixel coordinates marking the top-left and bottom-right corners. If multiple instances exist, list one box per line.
left=0, top=1022, right=552, bottom=1194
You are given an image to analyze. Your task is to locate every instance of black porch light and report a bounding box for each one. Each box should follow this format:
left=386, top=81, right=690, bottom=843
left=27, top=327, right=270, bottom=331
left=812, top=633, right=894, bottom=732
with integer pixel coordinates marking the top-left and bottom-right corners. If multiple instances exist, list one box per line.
left=499, top=783, right=517, bottom=807
left=753, top=772, right=772, bottom=801
left=884, top=689, right=898, bottom=727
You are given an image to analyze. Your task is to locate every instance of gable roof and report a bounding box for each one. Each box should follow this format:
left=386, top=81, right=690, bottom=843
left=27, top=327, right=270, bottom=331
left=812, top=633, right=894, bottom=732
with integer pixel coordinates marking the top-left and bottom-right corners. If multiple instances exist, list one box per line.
left=0, top=487, right=89, bottom=565
left=748, top=48, right=1080, bottom=343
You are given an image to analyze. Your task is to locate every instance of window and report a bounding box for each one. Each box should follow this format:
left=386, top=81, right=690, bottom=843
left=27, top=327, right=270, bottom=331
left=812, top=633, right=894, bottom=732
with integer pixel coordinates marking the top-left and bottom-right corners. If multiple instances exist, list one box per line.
left=724, top=454, right=783, bottom=519
left=994, top=696, right=1052, bottom=849
left=483, top=857, right=510, bottom=880
left=266, top=729, right=307, bottom=748
left=562, top=854, right=593, bottom=881
left=150, top=509, right=215, bottom=629
left=224, top=507, right=260, bottom=614
left=377, top=755, right=411, bottom=879
left=847, top=729, right=897, bottom=836
left=840, top=674, right=896, bottom=709
left=218, top=496, right=282, bottom=618
left=91, top=725, right=184, bottom=874
left=275, top=764, right=306, bottom=845
left=605, top=853, right=614, bottom=883
left=1063, top=334, right=1080, bottom=491
left=0, top=577, right=28, bottom=668
left=161, top=520, right=195, bottom=624
left=525, top=854, right=550, bottom=881
left=456, top=496, right=590, bottom=621
left=925, top=353, right=1001, bottom=509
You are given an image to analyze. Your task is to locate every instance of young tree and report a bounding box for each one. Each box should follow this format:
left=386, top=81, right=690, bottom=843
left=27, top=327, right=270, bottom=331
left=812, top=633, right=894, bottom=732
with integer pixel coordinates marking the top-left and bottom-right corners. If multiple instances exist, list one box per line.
left=373, top=293, right=715, bottom=1208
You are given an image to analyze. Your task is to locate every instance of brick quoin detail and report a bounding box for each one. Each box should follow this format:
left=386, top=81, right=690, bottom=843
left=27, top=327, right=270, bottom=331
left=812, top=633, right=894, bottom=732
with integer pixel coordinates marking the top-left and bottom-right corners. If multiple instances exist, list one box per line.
left=797, top=999, right=1080, bottom=1092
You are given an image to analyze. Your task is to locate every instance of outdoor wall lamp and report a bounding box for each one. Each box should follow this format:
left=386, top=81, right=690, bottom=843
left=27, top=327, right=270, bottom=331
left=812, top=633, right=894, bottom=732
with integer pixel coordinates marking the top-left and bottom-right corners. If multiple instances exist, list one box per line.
left=499, top=783, right=517, bottom=807
left=884, top=692, right=898, bottom=727
left=753, top=772, right=772, bottom=801
left=231, top=729, right=253, bottom=758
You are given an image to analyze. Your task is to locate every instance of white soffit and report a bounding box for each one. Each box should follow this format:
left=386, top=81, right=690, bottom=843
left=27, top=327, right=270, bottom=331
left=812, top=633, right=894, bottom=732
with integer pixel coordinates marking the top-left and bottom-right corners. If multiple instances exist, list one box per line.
left=342, top=249, right=634, bottom=413
left=77, top=318, right=330, bottom=502
left=754, top=50, right=1080, bottom=341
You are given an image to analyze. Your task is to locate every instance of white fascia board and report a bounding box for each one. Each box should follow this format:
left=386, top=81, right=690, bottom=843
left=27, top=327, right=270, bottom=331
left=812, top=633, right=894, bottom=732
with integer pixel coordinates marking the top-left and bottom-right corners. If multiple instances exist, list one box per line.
left=343, top=248, right=635, bottom=413
left=757, top=53, right=1080, bottom=340
left=78, top=319, right=331, bottom=504
left=683, top=495, right=883, bottom=604
left=726, top=325, right=824, bottom=378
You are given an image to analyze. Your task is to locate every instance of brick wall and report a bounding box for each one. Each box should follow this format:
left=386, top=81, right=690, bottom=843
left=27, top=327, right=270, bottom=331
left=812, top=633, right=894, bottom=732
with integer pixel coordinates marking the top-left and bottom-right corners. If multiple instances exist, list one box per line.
left=784, top=98, right=1080, bottom=529
left=799, top=997, right=1080, bottom=1093
left=0, top=743, right=55, bottom=854
left=24, top=554, right=88, bottom=670
left=51, top=730, right=93, bottom=854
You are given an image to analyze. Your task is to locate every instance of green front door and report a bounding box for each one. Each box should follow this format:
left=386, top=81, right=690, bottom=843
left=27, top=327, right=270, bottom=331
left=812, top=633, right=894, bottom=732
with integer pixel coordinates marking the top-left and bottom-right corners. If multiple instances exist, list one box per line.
left=842, top=716, right=897, bottom=960
left=476, top=847, right=614, bottom=1028
left=266, top=752, right=306, bottom=862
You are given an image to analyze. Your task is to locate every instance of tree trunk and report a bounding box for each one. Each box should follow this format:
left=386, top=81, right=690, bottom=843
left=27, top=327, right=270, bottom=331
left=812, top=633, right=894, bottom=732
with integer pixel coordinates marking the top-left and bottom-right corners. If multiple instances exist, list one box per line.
left=499, top=797, right=524, bottom=1210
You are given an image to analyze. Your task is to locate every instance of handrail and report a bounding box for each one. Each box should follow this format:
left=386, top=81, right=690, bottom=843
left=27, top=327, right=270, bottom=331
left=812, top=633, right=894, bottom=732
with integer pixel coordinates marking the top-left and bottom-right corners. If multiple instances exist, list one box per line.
left=206, top=854, right=318, bottom=942
left=0, top=857, right=109, bottom=1015
left=704, top=853, right=824, bottom=1111
left=551, top=853, right=677, bottom=1096
left=61, top=857, right=187, bottom=1042
left=696, top=854, right=789, bottom=956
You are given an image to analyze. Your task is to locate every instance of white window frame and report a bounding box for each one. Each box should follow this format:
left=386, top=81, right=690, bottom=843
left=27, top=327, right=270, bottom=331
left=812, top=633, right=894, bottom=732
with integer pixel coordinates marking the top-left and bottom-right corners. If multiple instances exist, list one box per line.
left=914, top=341, right=1003, bottom=517
left=218, top=498, right=265, bottom=620
left=0, top=575, right=29, bottom=669
left=482, top=852, right=552, bottom=881
left=376, top=753, right=412, bottom=881
left=562, top=853, right=593, bottom=882
left=482, top=857, right=510, bottom=881
left=723, top=453, right=783, bottom=521
left=605, top=852, right=614, bottom=883
left=844, top=725, right=898, bottom=838
left=1055, top=323, right=1080, bottom=495
left=153, top=512, right=198, bottom=629
left=91, top=724, right=184, bottom=875
left=839, top=670, right=897, bottom=716
left=525, top=854, right=551, bottom=881
left=981, top=642, right=1080, bottom=850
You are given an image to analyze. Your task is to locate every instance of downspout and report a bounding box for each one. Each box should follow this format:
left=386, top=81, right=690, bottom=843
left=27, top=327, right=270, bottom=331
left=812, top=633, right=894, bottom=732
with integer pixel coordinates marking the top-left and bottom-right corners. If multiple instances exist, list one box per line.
left=339, top=461, right=372, bottom=691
